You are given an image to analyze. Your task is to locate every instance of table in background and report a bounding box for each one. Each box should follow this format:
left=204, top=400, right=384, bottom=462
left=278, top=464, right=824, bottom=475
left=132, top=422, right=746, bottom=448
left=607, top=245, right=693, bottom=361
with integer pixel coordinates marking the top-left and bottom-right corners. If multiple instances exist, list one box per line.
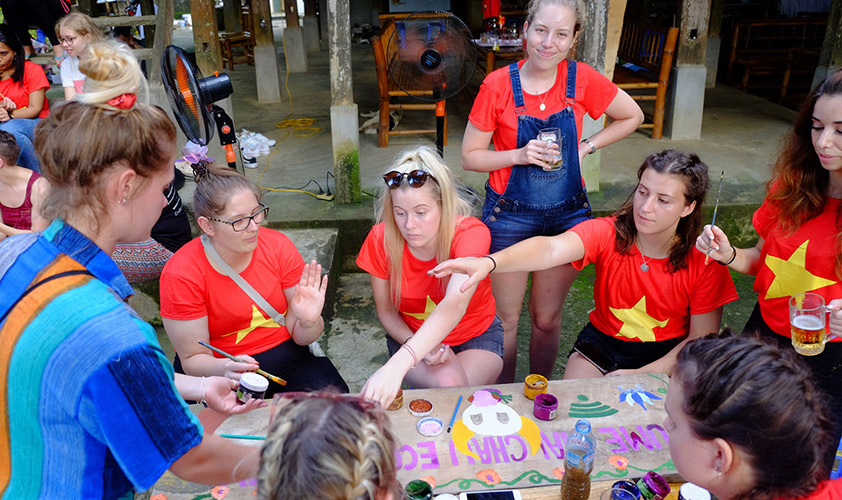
left=473, top=39, right=525, bottom=76
left=149, top=373, right=678, bottom=499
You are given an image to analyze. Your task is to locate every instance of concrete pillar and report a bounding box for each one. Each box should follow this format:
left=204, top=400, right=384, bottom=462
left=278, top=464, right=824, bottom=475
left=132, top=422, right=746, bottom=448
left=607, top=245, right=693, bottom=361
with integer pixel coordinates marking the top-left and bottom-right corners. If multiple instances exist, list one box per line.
left=665, top=0, right=710, bottom=140
left=303, top=16, right=321, bottom=52
left=319, top=0, right=328, bottom=50
left=813, top=0, right=842, bottom=88
left=222, top=0, right=242, bottom=33
left=189, top=0, right=223, bottom=76
left=252, top=0, right=282, bottom=103
left=327, top=0, right=360, bottom=204
left=577, top=0, right=625, bottom=193
left=282, top=0, right=308, bottom=72
left=705, top=0, right=724, bottom=88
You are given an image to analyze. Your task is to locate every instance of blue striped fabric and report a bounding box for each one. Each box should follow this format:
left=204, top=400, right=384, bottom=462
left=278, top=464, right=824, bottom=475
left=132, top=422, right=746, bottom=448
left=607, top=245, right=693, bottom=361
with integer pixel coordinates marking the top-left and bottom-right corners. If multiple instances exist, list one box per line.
left=0, top=220, right=202, bottom=499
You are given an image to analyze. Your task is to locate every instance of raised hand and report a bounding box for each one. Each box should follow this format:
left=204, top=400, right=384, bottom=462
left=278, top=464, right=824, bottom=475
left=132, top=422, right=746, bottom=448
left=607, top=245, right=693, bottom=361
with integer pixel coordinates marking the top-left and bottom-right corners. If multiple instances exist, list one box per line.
left=695, top=224, right=734, bottom=264
left=290, top=260, right=328, bottom=325
left=429, top=256, right=493, bottom=292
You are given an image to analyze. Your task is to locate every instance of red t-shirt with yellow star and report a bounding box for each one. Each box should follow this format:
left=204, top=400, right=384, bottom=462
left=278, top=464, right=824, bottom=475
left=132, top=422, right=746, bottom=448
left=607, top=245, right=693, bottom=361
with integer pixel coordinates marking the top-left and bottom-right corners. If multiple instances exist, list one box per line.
left=356, top=217, right=496, bottom=346
left=753, top=196, right=842, bottom=339
left=570, top=217, right=738, bottom=342
left=159, top=227, right=304, bottom=357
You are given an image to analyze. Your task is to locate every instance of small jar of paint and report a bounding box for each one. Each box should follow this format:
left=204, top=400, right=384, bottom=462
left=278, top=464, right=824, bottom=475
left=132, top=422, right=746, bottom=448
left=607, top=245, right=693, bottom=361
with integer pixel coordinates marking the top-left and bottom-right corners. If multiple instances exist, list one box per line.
left=533, top=393, right=558, bottom=420
left=678, top=483, right=711, bottom=500
left=635, top=471, right=670, bottom=500
left=404, top=479, right=433, bottom=500
left=524, top=373, right=548, bottom=400
left=237, top=372, right=268, bottom=403
left=611, top=480, right=640, bottom=499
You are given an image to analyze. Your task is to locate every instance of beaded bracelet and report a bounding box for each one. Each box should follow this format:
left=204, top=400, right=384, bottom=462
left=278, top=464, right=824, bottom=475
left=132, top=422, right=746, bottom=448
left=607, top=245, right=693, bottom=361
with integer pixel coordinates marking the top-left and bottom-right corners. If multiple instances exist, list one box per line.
left=400, top=343, right=418, bottom=368
left=483, top=255, right=497, bottom=273
left=717, top=244, right=737, bottom=266
left=200, top=376, right=209, bottom=408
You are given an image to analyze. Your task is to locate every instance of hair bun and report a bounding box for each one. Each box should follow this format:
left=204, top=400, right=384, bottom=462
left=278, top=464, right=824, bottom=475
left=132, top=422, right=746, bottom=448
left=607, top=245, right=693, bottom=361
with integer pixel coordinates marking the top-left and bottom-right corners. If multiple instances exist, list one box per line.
left=78, top=41, right=144, bottom=107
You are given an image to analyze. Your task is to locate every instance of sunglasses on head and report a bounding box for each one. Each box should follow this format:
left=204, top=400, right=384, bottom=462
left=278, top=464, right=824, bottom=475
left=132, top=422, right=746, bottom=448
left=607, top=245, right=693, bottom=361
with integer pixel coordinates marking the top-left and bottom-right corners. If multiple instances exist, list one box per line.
left=382, top=170, right=437, bottom=189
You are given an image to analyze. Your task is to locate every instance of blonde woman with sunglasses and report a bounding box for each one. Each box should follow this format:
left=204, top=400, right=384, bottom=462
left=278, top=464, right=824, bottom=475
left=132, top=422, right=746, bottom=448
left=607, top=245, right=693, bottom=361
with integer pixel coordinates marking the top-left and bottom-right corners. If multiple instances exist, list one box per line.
left=160, top=162, right=348, bottom=397
left=358, top=147, right=504, bottom=408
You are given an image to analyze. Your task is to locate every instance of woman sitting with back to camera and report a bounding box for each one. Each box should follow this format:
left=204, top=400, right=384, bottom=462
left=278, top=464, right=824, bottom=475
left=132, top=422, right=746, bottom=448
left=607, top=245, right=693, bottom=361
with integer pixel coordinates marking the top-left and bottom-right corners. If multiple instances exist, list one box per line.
left=432, top=150, right=737, bottom=379
left=666, top=332, right=841, bottom=500
left=159, top=161, right=348, bottom=397
left=357, top=147, right=504, bottom=408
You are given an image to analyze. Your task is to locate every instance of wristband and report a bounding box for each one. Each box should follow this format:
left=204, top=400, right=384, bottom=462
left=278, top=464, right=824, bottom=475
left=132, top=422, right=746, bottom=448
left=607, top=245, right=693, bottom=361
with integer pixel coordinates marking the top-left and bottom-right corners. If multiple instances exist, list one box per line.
left=400, top=343, right=418, bottom=368
left=582, top=137, right=596, bottom=154
left=717, top=244, right=737, bottom=266
left=483, top=255, right=497, bottom=273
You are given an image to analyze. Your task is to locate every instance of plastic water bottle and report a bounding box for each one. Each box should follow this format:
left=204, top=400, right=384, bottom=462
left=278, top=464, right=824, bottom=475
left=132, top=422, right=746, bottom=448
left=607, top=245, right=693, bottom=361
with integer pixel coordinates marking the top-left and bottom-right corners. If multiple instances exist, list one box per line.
left=561, top=419, right=596, bottom=500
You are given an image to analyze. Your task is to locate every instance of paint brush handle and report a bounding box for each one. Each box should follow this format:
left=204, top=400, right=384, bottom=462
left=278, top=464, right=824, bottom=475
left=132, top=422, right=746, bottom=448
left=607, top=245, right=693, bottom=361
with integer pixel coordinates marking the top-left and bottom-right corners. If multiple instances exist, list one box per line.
left=447, top=395, right=463, bottom=433
left=198, top=341, right=287, bottom=386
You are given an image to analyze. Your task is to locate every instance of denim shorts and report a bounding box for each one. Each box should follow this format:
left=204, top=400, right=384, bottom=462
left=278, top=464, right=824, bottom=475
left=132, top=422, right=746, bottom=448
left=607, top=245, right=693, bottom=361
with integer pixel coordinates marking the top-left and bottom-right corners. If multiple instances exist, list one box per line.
left=386, top=315, right=505, bottom=359
left=567, top=322, right=684, bottom=370
left=481, top=185, right=592, bottom=252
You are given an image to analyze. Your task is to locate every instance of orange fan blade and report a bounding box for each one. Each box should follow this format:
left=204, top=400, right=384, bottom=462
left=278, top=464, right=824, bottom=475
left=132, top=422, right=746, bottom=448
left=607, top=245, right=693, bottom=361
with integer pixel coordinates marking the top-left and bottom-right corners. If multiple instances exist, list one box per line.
left=175, top=56, right=200, bottom=120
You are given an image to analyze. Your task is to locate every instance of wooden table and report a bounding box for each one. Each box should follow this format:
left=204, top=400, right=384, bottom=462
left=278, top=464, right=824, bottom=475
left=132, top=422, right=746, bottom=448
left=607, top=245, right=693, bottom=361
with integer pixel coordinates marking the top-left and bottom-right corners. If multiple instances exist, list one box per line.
left=150, top=373, right=679, bottom=499
left=474, top=40, right=525, bottom=76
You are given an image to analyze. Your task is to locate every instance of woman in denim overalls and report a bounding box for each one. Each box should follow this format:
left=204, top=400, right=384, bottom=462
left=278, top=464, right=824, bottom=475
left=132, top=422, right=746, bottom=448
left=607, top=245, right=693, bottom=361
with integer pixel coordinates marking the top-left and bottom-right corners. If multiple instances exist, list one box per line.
left=462, top=0, right=643, bottom=382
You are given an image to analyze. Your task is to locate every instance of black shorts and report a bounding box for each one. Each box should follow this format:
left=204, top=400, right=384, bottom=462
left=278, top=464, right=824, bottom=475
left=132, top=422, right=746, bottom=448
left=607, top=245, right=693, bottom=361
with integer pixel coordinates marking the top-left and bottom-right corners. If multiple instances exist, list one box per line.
left=567, top=322, right=684, bottom=371
left=386, top=315, right=505, bottom=359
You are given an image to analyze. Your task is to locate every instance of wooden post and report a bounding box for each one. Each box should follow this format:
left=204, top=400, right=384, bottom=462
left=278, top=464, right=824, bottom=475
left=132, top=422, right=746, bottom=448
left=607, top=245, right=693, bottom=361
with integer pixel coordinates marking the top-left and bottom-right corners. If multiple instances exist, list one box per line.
left=819, top=0, right=842, bottom=72
left=251, top=0, right=282, bottom=102
left=664, top=0, right=711, bottom=139
left=304, top=0, right=318, bottom=16
left=222, top=0, right=242, bottom=33
left=138, top=0, right=156, bottom=42
left=149, top=0, right=174, bottom=85
left=677, top=0, right=710, bottom=66
left=284, top=0, right=300, bottom=28
left=188, top=0, right=223, bottom=76
left=327, top=0, right=360, bottom=204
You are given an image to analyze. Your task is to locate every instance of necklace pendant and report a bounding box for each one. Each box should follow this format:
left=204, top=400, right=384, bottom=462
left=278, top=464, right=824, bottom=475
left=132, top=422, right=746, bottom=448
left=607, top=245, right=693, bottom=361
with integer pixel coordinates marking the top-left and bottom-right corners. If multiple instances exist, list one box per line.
left=640, top=263, right=649, bottom=272
left=539, top=103, right=546, bottom=111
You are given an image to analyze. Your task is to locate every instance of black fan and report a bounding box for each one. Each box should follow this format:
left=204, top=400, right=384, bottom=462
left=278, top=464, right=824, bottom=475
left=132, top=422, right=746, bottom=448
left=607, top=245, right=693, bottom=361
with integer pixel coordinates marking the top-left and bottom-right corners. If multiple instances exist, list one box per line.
left=385, top=10, right=477, bottom=154
left=161, top=45, right=239, bottom=170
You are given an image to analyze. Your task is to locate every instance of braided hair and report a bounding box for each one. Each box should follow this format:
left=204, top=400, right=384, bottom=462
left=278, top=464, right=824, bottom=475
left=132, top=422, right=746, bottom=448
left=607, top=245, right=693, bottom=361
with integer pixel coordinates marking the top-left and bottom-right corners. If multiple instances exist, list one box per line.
left=674, top=332, right=833, bottom=500
left=257, top=392, right=401, bottom=500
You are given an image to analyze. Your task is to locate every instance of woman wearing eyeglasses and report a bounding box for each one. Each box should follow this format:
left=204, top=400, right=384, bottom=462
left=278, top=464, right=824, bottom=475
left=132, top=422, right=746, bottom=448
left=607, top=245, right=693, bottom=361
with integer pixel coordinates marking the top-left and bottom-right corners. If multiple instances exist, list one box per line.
left=357, top=147, right=504, bottom=408
left=159, top=162, right=348, bottom=396
left=55, top=12, right=103, bottom=101
left=0, top=24, right=51, bottom=173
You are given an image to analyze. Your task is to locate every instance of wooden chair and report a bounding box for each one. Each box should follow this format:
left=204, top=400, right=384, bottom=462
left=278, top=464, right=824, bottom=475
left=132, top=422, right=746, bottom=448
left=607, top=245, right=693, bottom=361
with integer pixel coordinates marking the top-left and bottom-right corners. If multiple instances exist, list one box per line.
left=371, top=33, right=446, bottom=148
left=613, top=24, right=679, bottom=139
left=219, top=3, right=255, bottom=70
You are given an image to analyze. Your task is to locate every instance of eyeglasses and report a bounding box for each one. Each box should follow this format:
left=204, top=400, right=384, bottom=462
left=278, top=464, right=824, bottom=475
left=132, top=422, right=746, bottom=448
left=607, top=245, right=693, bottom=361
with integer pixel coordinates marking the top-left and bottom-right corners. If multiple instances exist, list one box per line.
left=59, top=36, right=78, bottom=45
left=382, top=170, right=437, bottom=189
left=205, top=202, right=269, bottom=231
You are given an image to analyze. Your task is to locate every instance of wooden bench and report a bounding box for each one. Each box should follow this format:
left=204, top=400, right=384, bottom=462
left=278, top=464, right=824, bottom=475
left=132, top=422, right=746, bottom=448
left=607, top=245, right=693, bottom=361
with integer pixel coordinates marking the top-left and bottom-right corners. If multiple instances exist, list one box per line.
left=612, top=23, right=678, bottom=140
left=728, top=17, right=826, bottom=92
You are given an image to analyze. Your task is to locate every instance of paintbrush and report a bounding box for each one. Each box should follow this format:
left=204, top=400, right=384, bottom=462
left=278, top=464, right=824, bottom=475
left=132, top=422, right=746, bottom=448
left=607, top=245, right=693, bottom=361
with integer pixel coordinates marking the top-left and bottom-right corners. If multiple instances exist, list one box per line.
left=446, top=395, right=463, bottom=433
left=705, top=170, right=725, bottom=265
left=198, top=341, right=287, bottom=386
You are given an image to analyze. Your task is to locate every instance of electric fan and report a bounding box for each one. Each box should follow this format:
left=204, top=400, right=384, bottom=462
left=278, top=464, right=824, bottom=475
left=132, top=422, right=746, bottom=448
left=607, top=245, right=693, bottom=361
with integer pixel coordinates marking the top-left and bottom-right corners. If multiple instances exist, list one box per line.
left=385, top=10, right=477, bottom=155
left=161, top=45, right=239, bottom=170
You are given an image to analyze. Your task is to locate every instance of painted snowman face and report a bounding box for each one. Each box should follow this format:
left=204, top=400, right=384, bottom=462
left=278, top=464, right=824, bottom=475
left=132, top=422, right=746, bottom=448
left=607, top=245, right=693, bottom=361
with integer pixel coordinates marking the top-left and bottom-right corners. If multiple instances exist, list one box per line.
left=462, top=390, right=522, bottom=436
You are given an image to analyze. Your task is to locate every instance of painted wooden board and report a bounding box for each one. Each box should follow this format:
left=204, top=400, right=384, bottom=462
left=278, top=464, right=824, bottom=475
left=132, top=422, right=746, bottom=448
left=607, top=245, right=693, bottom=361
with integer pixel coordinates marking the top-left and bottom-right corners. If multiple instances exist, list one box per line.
left=149, top=373, right=677, bottom=499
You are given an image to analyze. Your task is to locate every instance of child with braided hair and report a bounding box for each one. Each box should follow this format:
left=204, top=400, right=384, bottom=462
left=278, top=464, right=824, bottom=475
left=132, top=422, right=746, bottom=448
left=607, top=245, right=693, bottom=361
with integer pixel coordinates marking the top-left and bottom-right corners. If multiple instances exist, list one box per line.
left=257, top=391, right=401, bottom=500
left=666, top=332, right=841, bottom=500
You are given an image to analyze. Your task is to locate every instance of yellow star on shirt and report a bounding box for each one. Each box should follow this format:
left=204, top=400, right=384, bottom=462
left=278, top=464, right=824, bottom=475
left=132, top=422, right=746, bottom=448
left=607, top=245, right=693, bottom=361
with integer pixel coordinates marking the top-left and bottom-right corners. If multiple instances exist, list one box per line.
left=404, top=296, right=437, bottom=321
left=764, top=240, right=837, bottom=299
left=609, top=296, right=668, bottom=343
left=222, top=305, right=281, bottom=343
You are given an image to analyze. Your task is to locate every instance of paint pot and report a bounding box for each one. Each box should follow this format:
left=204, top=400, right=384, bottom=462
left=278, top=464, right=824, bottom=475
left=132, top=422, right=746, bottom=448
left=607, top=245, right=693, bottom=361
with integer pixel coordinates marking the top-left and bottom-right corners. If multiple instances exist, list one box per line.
left=678, top=483, right=711, bottom=500
left=404, top=479, right=433, bottom=500
left=635, top=471, right=670, bottom=500
left=387, top=387, right=404, bottom=411
left=408, top=398, right=433, bottom=417
left=236, top=372, right=268, bottom=403
left=611, top=480, right=640, bottom=499
left=533, top=393, right=558, bottom=420
left=417, top=417, right=444, bottom=437
left=524, top=373, right=548, bottom=400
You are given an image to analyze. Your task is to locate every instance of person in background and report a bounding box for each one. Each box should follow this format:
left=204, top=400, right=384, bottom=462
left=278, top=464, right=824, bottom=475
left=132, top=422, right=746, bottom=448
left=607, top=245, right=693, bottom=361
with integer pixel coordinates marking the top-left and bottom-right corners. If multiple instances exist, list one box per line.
left=358, top=147, right=503, bottom=408
left=0, top=39, right=260, bottom=499
left=0, top=0, right=66, bottom=62
left=0, top=24, right=50, bottom=173
left=462, top=0, right=644, bottom=382
left=257, top=391, right=401, bottom=500
left=698, top=67, right=842, bottom=468
left=432, top=150, right=737, bottom=379
left=55, top=11, right=103, bottom=101
left=667, top=332, right=841, bottom=500
left=0, top=130, right=48, bottom=239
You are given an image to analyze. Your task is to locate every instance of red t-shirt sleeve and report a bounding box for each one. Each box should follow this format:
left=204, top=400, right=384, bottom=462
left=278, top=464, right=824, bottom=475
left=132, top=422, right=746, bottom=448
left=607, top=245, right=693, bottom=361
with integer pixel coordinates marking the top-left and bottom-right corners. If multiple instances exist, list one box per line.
left=159, top=239, right=209, bottom=320
left=469, top=68, right=510, bottom=133
left=356, top=223, right=389, bottom=280
left=688, top=250, right=739, bottom=314
left=450, top=217, right=492, bottom=258
left=569, top=217, right=615, bottom=270
left=23, top=62, right=50, bottom=118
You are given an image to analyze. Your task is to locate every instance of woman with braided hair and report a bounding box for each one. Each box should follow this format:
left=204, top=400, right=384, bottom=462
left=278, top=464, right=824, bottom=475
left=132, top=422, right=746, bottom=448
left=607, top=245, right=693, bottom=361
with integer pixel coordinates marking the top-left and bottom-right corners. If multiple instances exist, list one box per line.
left=258, top=391, right=401, bottom=500
left=666, top=332, right=841, bottom=500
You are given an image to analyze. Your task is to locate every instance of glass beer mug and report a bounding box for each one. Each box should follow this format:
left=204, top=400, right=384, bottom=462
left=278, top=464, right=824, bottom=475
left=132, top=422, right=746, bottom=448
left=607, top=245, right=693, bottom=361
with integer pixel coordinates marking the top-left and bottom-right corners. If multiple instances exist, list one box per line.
left=789, top=292, right=837, bottom=356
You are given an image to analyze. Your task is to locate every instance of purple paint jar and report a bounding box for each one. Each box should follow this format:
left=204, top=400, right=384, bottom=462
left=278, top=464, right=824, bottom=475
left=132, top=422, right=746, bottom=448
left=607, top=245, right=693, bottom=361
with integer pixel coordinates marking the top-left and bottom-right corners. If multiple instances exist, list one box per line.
left=636, top=471, right=670, bottom=500
left=611, top=480, right=640, bottom=499
left=533, top=393, right=558, bottom=420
